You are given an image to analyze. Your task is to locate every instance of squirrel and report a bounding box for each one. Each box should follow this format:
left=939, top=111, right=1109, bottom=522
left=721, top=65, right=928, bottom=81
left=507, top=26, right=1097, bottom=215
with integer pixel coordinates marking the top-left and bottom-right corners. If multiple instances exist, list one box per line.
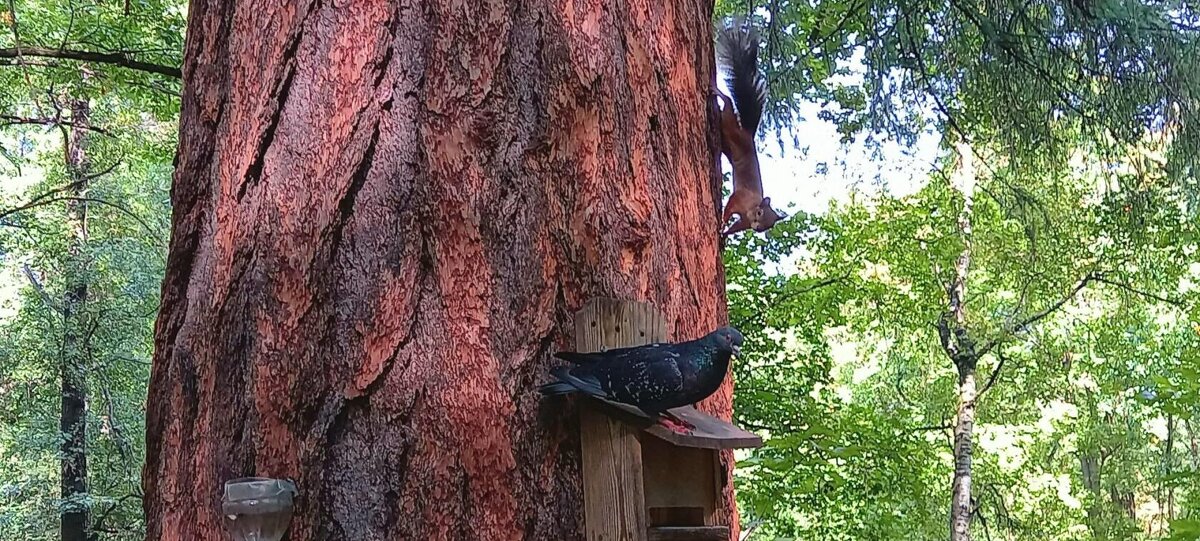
left=715, top=17, right=783, bottom=237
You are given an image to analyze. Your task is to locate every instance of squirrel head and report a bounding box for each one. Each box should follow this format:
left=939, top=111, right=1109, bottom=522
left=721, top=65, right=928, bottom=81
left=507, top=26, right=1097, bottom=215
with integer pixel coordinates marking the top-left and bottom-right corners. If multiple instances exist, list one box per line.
left=752, top=197, right=783, bottom=232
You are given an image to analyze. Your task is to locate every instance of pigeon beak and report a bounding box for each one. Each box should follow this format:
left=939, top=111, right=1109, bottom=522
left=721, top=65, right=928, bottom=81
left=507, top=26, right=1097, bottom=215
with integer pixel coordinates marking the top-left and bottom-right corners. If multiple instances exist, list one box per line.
left=732, top=344, right=741, bottom=356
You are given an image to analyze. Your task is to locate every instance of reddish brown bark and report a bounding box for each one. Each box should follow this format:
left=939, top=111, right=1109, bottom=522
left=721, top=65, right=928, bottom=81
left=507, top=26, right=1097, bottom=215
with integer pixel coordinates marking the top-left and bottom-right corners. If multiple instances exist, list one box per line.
left=143, top=0, right=735, bottom=540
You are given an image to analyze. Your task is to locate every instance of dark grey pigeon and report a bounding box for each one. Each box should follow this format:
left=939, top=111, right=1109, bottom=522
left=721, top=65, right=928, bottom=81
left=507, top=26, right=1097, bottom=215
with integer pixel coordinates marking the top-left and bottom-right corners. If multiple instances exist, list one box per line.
left=539, top=326, right=743, bottom=432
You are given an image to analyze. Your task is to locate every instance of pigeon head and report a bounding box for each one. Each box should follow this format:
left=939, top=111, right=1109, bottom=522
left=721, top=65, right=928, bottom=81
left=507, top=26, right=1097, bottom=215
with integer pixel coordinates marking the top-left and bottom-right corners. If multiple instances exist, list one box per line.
left=709, top=326, right=744, bottom=356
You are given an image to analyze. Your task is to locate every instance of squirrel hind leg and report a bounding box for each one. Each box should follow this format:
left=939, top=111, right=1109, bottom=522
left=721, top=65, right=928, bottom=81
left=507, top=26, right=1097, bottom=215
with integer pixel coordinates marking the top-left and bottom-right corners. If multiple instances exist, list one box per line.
left=717, top=92, right=734, bottom=110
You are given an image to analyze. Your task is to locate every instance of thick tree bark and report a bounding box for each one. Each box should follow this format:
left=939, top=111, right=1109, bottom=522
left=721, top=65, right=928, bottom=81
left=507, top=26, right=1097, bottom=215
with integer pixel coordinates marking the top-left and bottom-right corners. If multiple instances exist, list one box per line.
left=143, top=0, right=733, bottom=540
left=61, top=99, right=91, bottom=541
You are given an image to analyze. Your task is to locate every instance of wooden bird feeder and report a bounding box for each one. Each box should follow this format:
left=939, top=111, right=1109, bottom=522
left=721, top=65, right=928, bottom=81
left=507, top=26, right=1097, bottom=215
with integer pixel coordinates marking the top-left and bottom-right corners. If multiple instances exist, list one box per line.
left=571, top=298, right=763, bottom=541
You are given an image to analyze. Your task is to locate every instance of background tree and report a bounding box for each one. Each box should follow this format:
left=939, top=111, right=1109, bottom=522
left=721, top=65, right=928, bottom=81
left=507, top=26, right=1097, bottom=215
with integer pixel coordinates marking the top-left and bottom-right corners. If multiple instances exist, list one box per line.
left=711, top=0, right=1198, bottom=536
left=723, top=130, right=1198, bottom=539
left=0, top=1, right=180, bottom=539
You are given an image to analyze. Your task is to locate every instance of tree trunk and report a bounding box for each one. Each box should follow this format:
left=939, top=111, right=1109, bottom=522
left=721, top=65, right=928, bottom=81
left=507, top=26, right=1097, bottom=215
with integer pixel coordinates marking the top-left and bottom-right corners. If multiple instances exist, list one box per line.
left=1188, top=419, right=1200, bottom=470
left=1165, top=414, right=1176, bottom=525
left=143, top=1, right=733, bottom=540
left=61, top=99, right=91, bottom=541
left=1080, top=453, right=1103, bottom=533
left=944, top=142, right=976, bottom=541
left=950, top=360, right=976, bottom=541
left=1109, top=487, right=1135, bottom=518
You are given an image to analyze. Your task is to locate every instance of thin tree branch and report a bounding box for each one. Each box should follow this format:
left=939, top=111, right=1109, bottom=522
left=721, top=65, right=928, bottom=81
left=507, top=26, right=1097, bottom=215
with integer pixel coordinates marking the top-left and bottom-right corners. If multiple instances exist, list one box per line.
left=893, top=367, right=919, bottom=409
left=770, top=274, right=849, bottom=306
left=0, top=180, right=86, bottom=221
left=0, top=195, right=159, bottom=240
left=1007, top=273, right=1094, bottom=331
left=0, top=58, right=59, bottom=68
left=98, top=380, right=133, bottom=465
left=946, top=0, right=1092, bottom=120
left=1093, top=274, right=1185, bottom=306
left=0, top=47, right=181, bottom=78
left=63, top=196, right=158, bottom=236
left=901, top=9, right=968, bottom=144
left=127, top=78, right=181, bottom=98
left=979, top=271, right=1097, bottom=356
left=4, top=0, right=46, bottom=117
left=739, top=520, right=764, bottom=541
left=976, top=503, right=993, bottom=541
left=60, top=0, right=75, bottom=52
left=808, top=1, right=863, bottom=54
left=22, top=263, right=62, bottom=314
left=739, top=419, right=775, bottom=432
left=90, top=493, right=139, bottom=538
left=111, top=355, right=151, bottom=366
left=0, top=114, right=111, bottom=135
left=977, top=350, right=1007, bottom=397
left=82, top=159, right=121, bottom=181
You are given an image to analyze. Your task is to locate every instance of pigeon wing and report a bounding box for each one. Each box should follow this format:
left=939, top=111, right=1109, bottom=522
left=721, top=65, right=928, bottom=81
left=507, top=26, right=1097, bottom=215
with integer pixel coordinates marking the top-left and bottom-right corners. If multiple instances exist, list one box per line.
left=554, top=342, right=671, bottom=365
left=600, top=352, right=685, bottom=409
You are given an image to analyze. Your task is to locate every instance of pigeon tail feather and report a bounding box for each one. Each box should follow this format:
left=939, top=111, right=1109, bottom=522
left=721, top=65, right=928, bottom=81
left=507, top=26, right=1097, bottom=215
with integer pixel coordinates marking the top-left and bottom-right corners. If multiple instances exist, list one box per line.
left=539, top=366, right=608, bottom=399
left=554, top=351, right=604, bottom=364
left=538, top=381, right=577, bottom=396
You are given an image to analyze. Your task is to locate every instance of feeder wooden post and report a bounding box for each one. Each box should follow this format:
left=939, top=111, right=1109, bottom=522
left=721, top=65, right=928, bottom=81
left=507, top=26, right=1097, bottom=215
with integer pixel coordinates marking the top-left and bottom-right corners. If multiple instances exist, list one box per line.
left=575, top=298, right=666, bottom=541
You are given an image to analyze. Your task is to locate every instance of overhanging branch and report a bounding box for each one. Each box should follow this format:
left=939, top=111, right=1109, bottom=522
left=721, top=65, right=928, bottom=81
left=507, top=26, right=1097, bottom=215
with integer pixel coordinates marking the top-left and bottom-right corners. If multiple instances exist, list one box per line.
left=1, top=194, right=158, bottom=237
left=912, top=423, right=955, bottom=432
left=1, top=114, right=111, bottom=135
left=22, top=263, right=62, bottom=314
left=1093, top=274, right=1185, bottom=307
left=979, top=271, right=1097, bottom=356
left=770, top=273, right=850, bottom=306
left=0, top=47, right=181, bottom=78
left=0, top=179, right=86, bottom=221
left=977, top=350, right=1007, bottom=397
left=91, top=493, right=140, bottom=536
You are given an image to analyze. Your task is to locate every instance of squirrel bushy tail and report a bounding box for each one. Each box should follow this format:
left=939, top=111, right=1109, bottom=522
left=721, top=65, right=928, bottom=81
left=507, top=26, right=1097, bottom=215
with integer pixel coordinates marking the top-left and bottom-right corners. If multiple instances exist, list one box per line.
left=716, top=17, right=767, bottom=135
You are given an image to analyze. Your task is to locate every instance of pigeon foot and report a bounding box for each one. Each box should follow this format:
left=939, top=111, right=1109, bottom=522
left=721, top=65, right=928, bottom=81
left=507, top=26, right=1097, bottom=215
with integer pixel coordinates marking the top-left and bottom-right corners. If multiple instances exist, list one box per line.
left=657, top=410, right=695, bottom=433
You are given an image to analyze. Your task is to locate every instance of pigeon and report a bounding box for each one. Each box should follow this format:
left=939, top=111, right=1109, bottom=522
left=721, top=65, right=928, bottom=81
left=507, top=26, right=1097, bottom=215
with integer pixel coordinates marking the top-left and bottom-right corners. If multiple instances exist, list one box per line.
left=539, top=326, right=744, bottom=433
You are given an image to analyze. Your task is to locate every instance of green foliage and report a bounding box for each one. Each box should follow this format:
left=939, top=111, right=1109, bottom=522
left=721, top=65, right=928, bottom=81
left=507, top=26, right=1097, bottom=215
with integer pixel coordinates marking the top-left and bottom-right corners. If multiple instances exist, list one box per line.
left=714, top=0, right=1200, bottom=199
left=0, top=0, right=183, bottom=116
left=0, top=1, right=179, bottom=539
left=725, top=135, right=1199, bottom=539
left=0, top=127, right=170, bottom=539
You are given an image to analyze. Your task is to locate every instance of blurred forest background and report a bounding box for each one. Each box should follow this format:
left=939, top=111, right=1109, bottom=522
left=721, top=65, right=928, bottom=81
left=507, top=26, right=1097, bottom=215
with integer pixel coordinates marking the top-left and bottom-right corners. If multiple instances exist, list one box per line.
left=0, top=0, right=1198, bottom=540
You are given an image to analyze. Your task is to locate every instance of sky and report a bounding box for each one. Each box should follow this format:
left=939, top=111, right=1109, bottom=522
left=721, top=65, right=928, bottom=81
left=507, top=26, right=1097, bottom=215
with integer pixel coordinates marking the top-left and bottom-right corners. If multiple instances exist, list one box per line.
left=0, top=134, right=42, bottom=320
left=718, top=44, right=945, bottom=222
left=719, top=93, right=945, bottom=276
left=750, top=101, right=942, bottom=218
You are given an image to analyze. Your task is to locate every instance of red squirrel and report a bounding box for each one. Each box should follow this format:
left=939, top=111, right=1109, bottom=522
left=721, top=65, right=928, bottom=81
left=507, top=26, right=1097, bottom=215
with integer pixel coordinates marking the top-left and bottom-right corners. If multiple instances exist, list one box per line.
left=716, top=18, right=782, bottom=237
